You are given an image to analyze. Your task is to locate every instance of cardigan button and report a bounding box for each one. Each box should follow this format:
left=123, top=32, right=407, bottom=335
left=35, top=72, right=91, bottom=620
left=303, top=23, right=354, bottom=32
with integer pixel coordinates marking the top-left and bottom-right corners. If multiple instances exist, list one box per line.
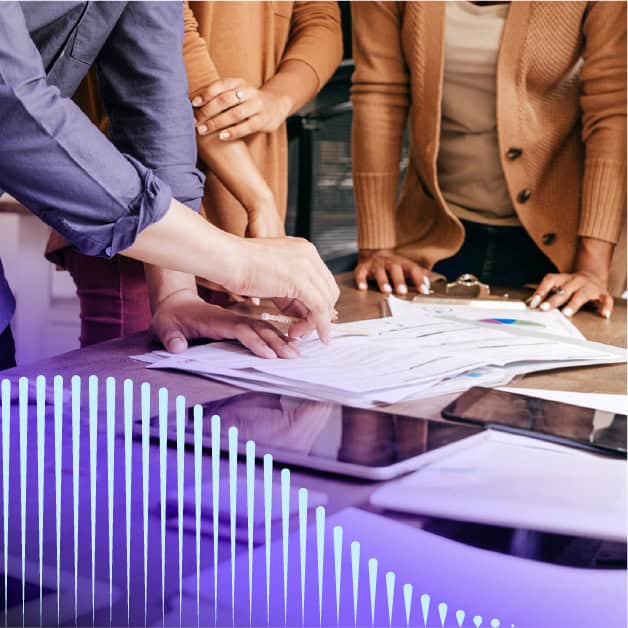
left=517, top=188, right=532, bottom=203
left=507, top=147, right=523, bottom=160
left=542, top=232, right=557, bottom=246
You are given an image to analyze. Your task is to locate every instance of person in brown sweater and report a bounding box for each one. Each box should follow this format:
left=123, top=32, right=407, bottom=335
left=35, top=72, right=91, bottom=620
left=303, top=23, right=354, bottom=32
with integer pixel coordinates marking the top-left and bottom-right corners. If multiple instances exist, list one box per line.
left=351, top=1, right=626, bottom=318
left=183, top=1, right=343, bottom=241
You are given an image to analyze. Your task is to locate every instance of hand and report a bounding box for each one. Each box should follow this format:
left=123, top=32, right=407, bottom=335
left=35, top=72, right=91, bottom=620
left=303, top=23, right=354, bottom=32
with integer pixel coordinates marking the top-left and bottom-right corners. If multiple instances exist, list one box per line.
left=150, top=289, right=300, bottom=359
left=528, top=270, right=613, bottom=318
left=355, top=249, right=432, bottom=295
left=224, top=236, right=339, bottom=343
left=192, top=78, right=289, bottom=141
left=528, top=237, right=614, bottom=319
left=204, top=392, right=334, bottom=453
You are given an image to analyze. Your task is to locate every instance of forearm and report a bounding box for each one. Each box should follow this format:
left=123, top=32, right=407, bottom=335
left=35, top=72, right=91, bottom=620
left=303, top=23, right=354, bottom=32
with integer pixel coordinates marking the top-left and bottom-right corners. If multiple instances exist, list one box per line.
left=123, top=197, right=240, bottom=290
left=197, top=135, right=275, bottom=213
left=262, top=59, right=319, bottom=120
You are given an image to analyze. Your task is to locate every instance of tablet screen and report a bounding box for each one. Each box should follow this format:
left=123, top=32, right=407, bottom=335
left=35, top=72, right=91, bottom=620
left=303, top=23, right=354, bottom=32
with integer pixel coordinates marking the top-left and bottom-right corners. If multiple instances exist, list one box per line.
left=442, top=386, right=627, bottom=457
left=150, top=391, right=482, bottom=470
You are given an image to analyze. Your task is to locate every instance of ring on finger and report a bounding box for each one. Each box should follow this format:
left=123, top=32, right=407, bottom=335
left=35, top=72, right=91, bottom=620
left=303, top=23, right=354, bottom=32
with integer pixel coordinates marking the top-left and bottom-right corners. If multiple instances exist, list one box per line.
left=234, top=89, right=245, bottom=104
left=551, top=287, right=566, bottom=296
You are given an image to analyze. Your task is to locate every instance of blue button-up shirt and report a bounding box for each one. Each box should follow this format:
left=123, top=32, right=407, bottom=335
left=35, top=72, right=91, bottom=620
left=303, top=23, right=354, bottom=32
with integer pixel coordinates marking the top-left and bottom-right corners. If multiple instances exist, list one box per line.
left=0, top=1, right=205, bottom=332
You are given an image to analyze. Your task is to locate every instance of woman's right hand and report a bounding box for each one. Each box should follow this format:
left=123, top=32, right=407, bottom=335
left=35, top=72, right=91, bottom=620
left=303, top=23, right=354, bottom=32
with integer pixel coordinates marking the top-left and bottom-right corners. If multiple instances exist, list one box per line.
left=228, top=236, right=339, bottom=343
left=355, top=249, right=432, bottom=295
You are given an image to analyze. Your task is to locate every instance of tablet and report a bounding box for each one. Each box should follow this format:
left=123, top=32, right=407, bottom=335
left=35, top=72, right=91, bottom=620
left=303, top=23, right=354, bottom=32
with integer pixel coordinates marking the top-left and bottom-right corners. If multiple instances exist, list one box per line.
left=138, top=391, right=483, bottom=480
left=442, top=386, right=627, bottom=458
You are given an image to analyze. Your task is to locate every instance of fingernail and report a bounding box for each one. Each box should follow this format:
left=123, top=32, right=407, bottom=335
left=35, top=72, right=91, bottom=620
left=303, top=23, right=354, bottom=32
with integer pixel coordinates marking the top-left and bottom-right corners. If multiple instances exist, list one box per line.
left=382, top=283, right=392, bottom=294
left=540, top=302, right=550, bottom=311
left=197, top=123, right=208, bottom=135
left=397, top=284, right=407, bottom=295
left=192, top=96, right=203, bottom=107
left=529, top=295, right=541, bottom=309
left=219, top=130, right=230, bottom=140
left=420, top=285, right=430, bottom=295
left=422, top=276, right=431, bottom=287
left=562, top=307, right=573, bottom=318
left=603, top=310, right=611, bottom=319
left=169, top=337, right=187, bottom=353
left=358, top=282, right=367, bottom=291
left=251, top=297, right=261, bottom=306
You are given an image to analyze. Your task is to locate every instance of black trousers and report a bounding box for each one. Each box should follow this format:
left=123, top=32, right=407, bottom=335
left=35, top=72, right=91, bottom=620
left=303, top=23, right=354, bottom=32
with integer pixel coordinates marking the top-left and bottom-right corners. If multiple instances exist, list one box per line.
left=0, top=324, right=16, bottom=371
left=433, top=220, right=557, bottom=288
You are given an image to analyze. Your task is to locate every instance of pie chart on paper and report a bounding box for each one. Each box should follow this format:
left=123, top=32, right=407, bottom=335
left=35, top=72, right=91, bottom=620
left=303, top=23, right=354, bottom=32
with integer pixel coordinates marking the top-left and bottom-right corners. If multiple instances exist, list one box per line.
left=479, top=318, right=545, bottom=328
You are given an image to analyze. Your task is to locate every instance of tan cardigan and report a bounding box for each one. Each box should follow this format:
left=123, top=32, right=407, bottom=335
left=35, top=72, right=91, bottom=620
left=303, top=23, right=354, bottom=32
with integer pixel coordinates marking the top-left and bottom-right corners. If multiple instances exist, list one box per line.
left=351, top=2, right=627, bottom=275
left=183, top=1, right=343, bottom=235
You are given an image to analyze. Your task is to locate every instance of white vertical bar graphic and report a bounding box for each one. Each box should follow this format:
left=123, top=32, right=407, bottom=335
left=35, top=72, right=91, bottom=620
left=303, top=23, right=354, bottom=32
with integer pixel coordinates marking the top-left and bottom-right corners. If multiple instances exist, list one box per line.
left=158, top=387, right=168, bottom=625
left=36, top=376, right=45, bottom=625
left=141, top=383, right=151, bottom=625
left=228, top=426, right=238, bottom=626
left=71, top=375, right=80, bottom=625
left=88, top=376, right=98, bottom=623
left=245, top=441, right=255, bottom=626
left=193, top=405, right=203, bottom=627
left=176, top=396, right=186, bottom=626
left=211, top=414, right=221, bottom=624
left=1, top=379, right=10, bottom=625
left=18, top=377, right=28, bottom=624
left=105, top=377, right=116, bottom=624
left=123, top=379, right=133, bottom=625
left=53, top=376, right=63, bottom=624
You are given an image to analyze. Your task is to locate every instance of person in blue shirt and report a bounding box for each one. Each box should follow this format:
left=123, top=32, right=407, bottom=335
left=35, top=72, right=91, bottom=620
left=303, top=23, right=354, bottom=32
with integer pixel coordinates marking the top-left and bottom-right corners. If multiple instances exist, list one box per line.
left=0, top=1, right=339, bottom=369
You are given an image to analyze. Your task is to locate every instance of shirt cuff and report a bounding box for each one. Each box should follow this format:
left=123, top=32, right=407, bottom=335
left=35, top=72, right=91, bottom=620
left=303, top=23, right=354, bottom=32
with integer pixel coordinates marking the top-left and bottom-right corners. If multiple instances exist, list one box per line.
left=105, top=155, right=173, bottom=257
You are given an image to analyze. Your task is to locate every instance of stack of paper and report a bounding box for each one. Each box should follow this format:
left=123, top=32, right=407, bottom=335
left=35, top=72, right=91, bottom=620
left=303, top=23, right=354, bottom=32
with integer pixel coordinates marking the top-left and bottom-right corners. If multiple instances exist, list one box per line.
left=135, top=302, right=626, bottom=407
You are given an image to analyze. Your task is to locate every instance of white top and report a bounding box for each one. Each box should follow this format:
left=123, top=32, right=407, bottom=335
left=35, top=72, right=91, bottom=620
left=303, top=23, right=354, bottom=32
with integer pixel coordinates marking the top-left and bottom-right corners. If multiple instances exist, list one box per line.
left=437, top=1, right=519, bottom=226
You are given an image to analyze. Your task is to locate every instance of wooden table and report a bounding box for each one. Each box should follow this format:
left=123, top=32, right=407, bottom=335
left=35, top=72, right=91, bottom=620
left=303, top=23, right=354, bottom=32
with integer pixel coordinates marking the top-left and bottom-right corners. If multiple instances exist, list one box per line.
left=2, top=273, right=626, bottom=625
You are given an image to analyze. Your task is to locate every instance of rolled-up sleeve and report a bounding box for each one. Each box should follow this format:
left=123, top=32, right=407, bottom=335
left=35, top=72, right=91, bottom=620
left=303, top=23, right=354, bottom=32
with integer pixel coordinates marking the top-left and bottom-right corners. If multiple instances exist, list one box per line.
left=0, top=1, right=173, bottom=258
left=97, top=1, right=205, bottom=211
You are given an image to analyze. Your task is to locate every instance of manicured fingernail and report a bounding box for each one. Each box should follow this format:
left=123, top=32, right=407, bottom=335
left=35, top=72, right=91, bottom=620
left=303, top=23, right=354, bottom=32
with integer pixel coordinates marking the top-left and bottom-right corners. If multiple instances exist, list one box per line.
left=382, top=283, right=392, bottom=293
left=251, top=297, right=261, bottom=306
left=603, top=310, right=611, bottom=319
left=529, top=295, right=541, bottom=309
left=192, top=96, right=203, bottom=107
left=422, top=276, right=431, bottom=287
left=219, top=130, right=230, bottom=140
left=540, top=302, right=550, bottom=311
left=397, top=284, right=407, bottom=295
left=197, top=123, right=208, bottom=135
left=562, top=307, right=573, bottom=318
left=358, top=282, right=367, bottom=291
left=420, top=285, right=430, bottom=295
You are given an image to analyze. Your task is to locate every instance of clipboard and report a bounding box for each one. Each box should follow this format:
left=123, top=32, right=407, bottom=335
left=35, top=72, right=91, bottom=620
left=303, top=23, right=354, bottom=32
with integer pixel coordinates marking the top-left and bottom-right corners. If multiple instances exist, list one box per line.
left=413, top=273, right=528, bottom=310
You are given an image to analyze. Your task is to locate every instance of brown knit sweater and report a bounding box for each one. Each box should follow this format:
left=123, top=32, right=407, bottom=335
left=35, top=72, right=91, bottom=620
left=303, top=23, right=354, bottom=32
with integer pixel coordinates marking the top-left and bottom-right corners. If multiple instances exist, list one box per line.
left=351, top=1, right=627, bottom=274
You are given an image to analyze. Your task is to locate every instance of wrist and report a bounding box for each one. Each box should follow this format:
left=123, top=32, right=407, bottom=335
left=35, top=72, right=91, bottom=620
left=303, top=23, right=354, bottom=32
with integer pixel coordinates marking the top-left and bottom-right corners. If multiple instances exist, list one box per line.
left=260, top=83, right=292, bottom=124
left=572, top=237, right=613, bottom=283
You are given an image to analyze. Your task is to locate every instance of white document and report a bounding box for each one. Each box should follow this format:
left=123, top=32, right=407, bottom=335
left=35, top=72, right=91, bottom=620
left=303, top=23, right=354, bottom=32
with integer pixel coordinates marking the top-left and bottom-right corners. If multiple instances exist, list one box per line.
left=137, top=308, right=625, bottom=406
left=499, top=387, right=628, bottom=415
left=371, top=430, right=627, bottom=542
left=387, top=295, right=585, bottom=338
left=176, top=506, right=626, bottom=627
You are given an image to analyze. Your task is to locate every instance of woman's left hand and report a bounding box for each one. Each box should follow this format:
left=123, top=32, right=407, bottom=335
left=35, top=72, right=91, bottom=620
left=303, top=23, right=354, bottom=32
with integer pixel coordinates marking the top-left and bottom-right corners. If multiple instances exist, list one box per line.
left=192, top=78, right=289, bottom=141
left=528, top=270, right=613, bottom=319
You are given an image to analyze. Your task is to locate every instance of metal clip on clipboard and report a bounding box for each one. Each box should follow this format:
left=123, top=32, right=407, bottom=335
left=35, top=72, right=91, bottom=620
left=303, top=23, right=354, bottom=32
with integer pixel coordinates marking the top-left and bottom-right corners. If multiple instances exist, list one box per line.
left=412, top=273, right=527, bottom=310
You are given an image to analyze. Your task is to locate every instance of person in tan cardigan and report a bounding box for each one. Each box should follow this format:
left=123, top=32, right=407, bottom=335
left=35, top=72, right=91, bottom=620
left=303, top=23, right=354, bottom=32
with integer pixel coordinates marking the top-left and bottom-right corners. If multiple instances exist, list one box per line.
left=351, top=1, right=626, bottom=318
left=183, top=1, right=343, bottom=241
